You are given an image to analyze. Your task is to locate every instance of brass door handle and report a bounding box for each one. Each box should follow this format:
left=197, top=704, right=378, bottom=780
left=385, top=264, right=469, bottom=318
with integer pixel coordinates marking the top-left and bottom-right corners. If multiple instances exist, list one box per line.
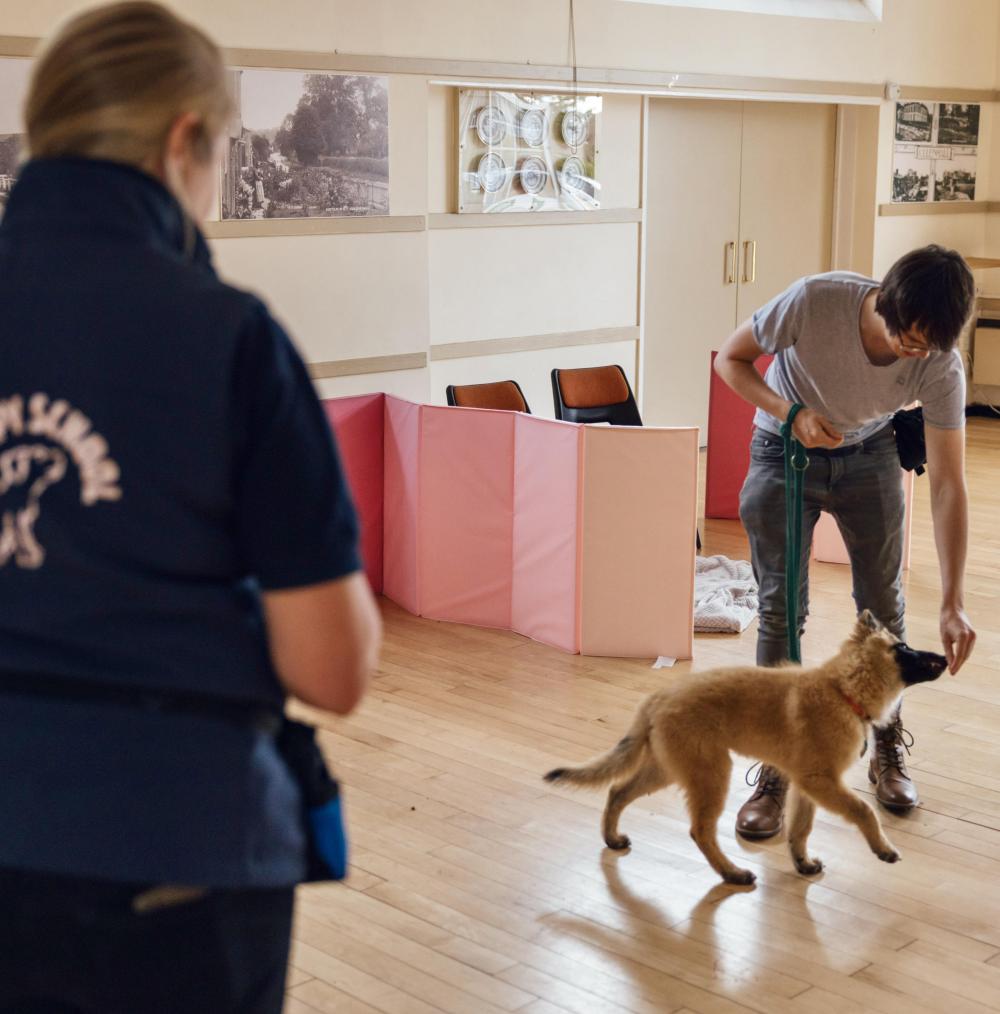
left=742, top=239, right=757, bottom=284
left=724, top=241, right=736, bottom=285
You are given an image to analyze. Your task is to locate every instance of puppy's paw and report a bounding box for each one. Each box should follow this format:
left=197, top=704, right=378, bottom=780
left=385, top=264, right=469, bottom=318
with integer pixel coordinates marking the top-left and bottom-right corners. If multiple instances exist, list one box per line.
left=723, top=868, right=756, bottom=886
left=604, top=834, right=631, bottom=851
left=876, top=846, right=901, bottom=864
left=793, top=855, right=824, bottom=876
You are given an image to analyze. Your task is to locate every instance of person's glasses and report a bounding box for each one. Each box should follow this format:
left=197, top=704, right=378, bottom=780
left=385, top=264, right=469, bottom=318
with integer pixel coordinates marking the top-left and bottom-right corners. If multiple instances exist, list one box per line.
left=896, top=330, right=931, bottom=354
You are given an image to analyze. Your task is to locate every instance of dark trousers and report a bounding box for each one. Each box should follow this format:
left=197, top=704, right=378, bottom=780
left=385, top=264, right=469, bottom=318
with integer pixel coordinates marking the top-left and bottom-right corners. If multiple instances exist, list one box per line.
left=0, top=868, right=294, bottom=1014
left=739, top=424, right=906, bottom=667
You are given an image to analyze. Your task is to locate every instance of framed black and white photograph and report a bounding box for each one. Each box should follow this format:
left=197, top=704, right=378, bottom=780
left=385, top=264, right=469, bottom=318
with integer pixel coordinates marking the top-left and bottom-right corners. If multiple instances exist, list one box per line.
left=221, top=68, right=389, bottom=221
left=0, top=57, right=31, bottom=220
left=934, top=152, right=977, bottom=202
left=891, top=94, right=981, bottom=205
left=891, top=150, right=931, bottom=203
left=895, top=101, right=933, bottom=143
left=936, top=103, right=980, bottom=146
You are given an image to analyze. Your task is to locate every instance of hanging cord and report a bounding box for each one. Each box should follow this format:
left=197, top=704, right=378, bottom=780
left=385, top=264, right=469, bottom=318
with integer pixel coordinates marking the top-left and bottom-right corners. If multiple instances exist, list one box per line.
left=568, top=0, right=580, bottom=150
left=568, top=0, right=578, bottom=92
left=780, top=404, right=809, bottom=664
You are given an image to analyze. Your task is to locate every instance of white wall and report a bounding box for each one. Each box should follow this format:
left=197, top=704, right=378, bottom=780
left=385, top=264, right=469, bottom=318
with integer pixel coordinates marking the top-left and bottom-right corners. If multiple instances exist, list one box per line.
left=213, top=231, right=430, bottom=363
left=428, top=223, right=639, bottom=344
left=314, top=369, right=429, bottom=402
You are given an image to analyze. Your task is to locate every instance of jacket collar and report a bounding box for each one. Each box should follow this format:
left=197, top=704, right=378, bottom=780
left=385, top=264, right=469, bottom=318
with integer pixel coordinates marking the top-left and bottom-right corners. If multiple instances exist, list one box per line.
left=1, top=157, right=213, bottom=272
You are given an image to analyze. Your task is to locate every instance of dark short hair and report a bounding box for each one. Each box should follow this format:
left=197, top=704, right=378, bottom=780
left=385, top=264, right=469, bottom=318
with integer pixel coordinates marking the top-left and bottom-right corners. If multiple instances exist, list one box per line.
left=875, top=245, right=975, bottom=351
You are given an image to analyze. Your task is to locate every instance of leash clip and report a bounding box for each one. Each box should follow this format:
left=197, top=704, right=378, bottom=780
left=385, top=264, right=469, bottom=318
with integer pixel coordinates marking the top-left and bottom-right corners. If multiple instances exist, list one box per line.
left=781, top=404, right=810, bottom=470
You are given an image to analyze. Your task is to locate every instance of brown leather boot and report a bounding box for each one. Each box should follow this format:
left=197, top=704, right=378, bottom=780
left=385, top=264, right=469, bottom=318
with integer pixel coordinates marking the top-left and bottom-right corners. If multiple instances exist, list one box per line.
left=868, top=717, right=919, bottom=811
left=736, top=763, right=788, bottom=839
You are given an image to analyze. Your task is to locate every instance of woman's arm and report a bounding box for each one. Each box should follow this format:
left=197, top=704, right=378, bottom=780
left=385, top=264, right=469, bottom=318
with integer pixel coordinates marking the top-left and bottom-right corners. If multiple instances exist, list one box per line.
left=263, top=571, right=381, bottom=714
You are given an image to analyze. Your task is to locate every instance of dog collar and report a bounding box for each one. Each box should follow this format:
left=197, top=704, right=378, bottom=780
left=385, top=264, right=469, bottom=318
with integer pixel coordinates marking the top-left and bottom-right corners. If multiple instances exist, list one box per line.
left=839, top=689, right=871, bottom=723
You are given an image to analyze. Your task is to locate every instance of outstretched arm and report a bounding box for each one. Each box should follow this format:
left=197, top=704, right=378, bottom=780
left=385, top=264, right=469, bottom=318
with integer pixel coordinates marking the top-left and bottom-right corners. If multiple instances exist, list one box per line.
left=925, top=424, right=975, bottom=673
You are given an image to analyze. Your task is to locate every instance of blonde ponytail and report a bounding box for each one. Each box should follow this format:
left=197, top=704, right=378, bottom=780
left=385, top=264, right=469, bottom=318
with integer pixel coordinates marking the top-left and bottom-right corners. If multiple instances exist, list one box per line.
left=24, top=2, right=231, bottom=168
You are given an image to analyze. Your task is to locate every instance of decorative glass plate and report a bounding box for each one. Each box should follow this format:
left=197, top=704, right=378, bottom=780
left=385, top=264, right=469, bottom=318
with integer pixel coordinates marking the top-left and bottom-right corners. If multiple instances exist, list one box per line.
left=518, top=108, right=546, bottom=147
left=477, top=152, right=508, bottom=193
left=560, top=109, right=588, bottom=147
left=560, top=155, right=586, bottom=190
left=475, top=105, right=508, bottom=146
left=519, top=156, right=547, bottom=194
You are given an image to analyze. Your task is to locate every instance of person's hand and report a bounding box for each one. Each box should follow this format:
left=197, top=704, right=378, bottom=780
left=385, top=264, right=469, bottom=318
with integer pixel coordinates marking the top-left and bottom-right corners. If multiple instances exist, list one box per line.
left=941, top=605, right=976, bottom=674
left=790, top=407, right=844, bottom=449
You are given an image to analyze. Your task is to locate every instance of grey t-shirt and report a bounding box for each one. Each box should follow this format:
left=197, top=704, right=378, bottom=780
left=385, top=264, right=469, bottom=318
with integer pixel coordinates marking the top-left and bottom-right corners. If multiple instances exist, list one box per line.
left=752, top=271, right=966, bottom=445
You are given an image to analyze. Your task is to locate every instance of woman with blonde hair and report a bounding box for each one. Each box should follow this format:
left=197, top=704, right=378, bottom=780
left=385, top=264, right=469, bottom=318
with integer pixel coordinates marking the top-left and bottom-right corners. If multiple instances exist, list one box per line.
left=0, top=4, right=381, bottom=1011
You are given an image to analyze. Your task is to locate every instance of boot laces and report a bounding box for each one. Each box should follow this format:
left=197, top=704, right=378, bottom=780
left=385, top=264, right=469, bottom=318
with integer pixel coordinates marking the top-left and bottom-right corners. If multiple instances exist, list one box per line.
left=745, top=762, right=785, bottom=799
left=875, top=721, right=915, bottom=775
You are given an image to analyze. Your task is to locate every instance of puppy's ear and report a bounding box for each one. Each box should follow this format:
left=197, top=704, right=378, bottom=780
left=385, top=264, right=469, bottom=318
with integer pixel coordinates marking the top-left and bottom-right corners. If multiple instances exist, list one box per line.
left=859, top=609, right=881, bottom=631
left=851, top=609, right=881, bottom=643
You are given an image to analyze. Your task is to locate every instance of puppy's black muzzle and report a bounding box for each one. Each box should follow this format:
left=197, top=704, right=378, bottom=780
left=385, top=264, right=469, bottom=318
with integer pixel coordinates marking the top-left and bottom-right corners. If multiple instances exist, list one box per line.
left=894, top=643, right=949, bottom=685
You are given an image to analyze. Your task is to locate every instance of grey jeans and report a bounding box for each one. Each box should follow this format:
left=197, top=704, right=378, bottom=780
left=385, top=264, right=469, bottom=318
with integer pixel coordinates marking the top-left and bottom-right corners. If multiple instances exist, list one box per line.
left=739, top=423, right=906, bottom=667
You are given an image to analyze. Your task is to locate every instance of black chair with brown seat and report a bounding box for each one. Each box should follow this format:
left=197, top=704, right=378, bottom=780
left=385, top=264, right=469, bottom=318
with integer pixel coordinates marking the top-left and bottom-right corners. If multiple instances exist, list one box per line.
left=550, top=364, right=641, bottom=426
left=551, top=364, right=702, bottom=550
left=446, top=380, right=531, bottom=413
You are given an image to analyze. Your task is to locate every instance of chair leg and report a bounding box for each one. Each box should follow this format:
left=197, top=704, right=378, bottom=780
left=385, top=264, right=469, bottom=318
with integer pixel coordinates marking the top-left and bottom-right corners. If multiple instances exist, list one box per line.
left=696, top=528, right=702, bottom=552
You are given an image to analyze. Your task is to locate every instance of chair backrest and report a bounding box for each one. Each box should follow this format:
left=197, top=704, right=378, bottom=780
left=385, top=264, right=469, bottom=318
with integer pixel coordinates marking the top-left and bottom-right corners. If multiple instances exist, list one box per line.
left=446, top=380, right=531, bottom=413
left=551, top=365, right=642, bottom=426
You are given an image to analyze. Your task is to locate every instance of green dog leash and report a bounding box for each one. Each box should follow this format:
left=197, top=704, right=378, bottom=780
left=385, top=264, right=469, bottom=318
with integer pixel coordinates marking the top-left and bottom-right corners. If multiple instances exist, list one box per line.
left=780, top=404, right=809, bottom=664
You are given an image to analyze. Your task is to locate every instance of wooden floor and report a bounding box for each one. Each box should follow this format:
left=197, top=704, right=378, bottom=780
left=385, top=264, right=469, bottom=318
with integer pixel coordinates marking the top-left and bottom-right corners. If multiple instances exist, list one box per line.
left=287, top=418, right=1000, bottom=1014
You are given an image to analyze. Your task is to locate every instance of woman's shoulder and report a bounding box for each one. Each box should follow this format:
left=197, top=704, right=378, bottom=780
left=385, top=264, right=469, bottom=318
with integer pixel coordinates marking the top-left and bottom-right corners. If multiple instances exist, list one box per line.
left=163, top=244, right=281, bottom=346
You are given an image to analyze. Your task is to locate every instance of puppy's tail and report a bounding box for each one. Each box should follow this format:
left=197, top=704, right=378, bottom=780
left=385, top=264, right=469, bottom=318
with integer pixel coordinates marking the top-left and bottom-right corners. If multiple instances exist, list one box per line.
left=544, top=717, right=650, bottom=789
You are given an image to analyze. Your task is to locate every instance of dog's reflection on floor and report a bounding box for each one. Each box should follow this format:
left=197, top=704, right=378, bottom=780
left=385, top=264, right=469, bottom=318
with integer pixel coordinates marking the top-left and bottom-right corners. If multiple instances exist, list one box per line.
left=539, top=843, right=835, bottom=1005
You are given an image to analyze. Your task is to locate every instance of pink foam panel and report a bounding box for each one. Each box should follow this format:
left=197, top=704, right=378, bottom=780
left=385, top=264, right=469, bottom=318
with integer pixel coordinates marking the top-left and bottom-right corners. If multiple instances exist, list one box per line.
left=812, top=469, right=913, bottom=570
left=382, top=396, right=422, bottom=614
left=705, top=352, right=773, bottom=519
left=511, top=415, right=582, bottom=653
left=810, top=512, right=850, bottom=565
left=418, top=406, right=516, bottom=629
left=579, top=426, right=699, bottom=659
left=900, top=469, right=914, bottom=571
left=323, top=394, right=385, bottom=593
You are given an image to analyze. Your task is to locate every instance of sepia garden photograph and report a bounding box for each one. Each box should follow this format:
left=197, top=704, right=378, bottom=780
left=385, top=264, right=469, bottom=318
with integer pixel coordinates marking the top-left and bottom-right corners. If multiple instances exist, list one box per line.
left=0, top=57, right=30, bottom=220
left=221, top=69, right=389, bottom=220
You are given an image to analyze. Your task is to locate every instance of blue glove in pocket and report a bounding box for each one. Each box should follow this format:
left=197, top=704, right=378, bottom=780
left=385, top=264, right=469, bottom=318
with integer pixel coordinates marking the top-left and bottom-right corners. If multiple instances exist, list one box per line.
left=308, top=793, right=348, bottom=881
left=277, top=717, right=349, bottom=882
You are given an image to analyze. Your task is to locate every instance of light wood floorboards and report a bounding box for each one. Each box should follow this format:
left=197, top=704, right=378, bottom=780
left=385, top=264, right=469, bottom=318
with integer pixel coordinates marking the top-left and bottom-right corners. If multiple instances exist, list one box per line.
left=288, top=417, right=1000, bottom=1013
